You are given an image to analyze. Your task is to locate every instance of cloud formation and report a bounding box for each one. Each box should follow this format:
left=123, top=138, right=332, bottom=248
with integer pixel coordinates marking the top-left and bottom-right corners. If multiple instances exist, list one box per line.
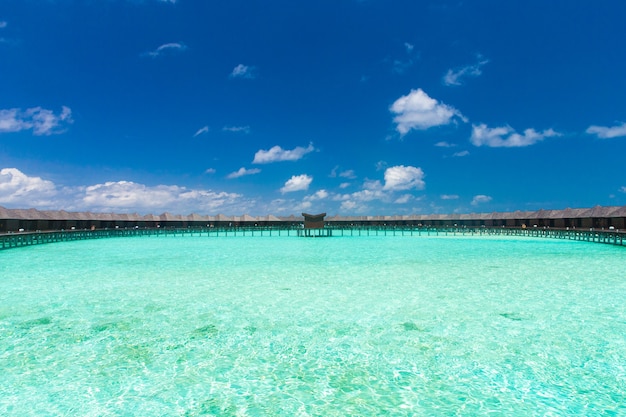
left=280, top=174, right=312, bottom=193
left=226, top=167, right=261, bottom=179
left=193, top=126, right=209, bottom=137
left=0, top=167, right=248, bottom=213
left=230, top=64, right=257, bottom=79
left=383, top=165, right=425, bottom=191
left=390, top=89, right=464, bottom=135
left=471, top=195, right=492, bottom=205
left=222, top=126, right=251, bottom=134
left=471, top=124, right=560, bottom=147
left=144, top=42, right=186, bottom=58
left=329, top=166, right=356, bottom=179
left=0, top=168, right=58, bottom=207
left=253, top=143, right=315, bottom=164
left=586, top=122, right=626, bottom=139
left=443, top=56, right=489, bottom=86
left=0, top=106, right=73, bottom=136
left=83, top=181, right=242, bottom=213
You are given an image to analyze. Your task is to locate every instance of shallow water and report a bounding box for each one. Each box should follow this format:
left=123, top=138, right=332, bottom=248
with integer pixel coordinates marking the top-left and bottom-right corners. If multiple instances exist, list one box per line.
left=1, top=235, right=625, bottom=416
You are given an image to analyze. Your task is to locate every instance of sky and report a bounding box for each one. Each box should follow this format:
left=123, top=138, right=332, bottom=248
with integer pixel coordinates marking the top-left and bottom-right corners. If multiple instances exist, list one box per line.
left=1, top=0, right=626, bottom=216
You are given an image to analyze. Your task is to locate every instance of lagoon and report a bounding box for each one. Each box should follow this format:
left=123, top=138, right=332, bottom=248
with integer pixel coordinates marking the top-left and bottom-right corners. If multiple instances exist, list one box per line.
left=1, top=235, right=625, bottom=416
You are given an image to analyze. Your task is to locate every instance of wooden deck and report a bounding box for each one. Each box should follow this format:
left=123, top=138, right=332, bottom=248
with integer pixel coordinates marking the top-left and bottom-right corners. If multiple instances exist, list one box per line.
left=0, top=227, right=624, bottom=251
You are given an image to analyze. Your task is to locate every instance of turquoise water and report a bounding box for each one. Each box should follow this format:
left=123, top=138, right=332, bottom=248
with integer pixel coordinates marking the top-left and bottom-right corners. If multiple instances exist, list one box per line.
left=1, top=235, right=625, bottom=416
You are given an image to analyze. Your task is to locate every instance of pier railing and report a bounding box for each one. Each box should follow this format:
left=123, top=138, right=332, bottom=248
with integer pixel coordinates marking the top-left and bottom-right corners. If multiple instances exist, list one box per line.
left=0, top=226, right=624, bottom=251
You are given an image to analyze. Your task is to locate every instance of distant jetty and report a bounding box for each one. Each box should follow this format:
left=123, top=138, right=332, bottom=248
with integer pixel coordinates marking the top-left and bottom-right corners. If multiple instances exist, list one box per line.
left=1, top=205, right=625, bottom=233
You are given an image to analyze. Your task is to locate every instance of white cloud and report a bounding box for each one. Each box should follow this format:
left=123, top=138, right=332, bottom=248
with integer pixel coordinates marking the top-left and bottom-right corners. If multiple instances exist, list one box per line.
left=0, top=168, right=58, bottom=207
left=394, top=194, right=412, bottom=204
left=205, top=168, right=216, bottom=174
left=620, top=186, right=626, bottom=193
left=453, top=150, right=469, bottom=157
left=193, top=126, right=209, bottom=137
left=471, top=194, right=492, bottom=206
left=443, top=56, right=489, bottom=86
left=383, top=165, right=425, bottom=191
left=435, top=141, right=456, bottom=148
left=305, top=189, right=329, bottom=201
left=82, top=181, right=241, bottom=213
left=339, top=182, right=351, bottom=189
left=390, top=89, right=465, bottom=135
left=253, top=143, right=315, bottom=164
left=339, top=169, right=356, bottom=179
left=280, top=174, right=312, bottom=193
left=0, top=21, right=7, bottom=29
left=441, top=194, right=459, bottom=200
left=586, top=122, right=626, bottom=139
left=0, top=167, right=252, bottom=214
left=226, top=167, right=261, bottom=179
left=330, top=166, right=356, bottom=179
left=340, top=200, right=358, bottom=211
left=471, top=123, right=560, bottom=147
left=222, top=126, right=251, bottom=134
left=0, top=106, right=73, bottom=136
left=144, top=42, right=186, bottom=58
left=230, top=64, right=257, bottom=79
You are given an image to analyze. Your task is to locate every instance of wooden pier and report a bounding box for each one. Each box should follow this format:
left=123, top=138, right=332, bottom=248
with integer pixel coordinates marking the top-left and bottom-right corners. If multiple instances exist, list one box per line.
left=297, top=228, right=333, bottom=238
left=0, top=226, right=624, bottom=251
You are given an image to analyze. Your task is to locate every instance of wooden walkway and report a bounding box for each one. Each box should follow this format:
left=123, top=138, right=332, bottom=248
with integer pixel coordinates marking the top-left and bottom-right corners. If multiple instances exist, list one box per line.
left=0, top=227, right=624, bottom=251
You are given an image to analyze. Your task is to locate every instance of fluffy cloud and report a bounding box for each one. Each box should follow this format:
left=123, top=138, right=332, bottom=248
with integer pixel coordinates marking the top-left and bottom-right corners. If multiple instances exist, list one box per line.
left=383, top=165, right=425, bottom=191
left=280, top=174, right=312, bottom=193
left=253, top=143, right=314, bottom=164
left=230, top=64, right=257, bottom=79
left=305, top=189, right=329, bottom=201
left=586, top=122, right=626, bottom=139
left=443, top=56, right=489, bottom=86
left=83, top=181, right=241, bottom=212
left=144, top=42, right=186, bottom=58
left=471, top=124, right=560, bottom=147
left=390, top=89, right=464, bottom=135
left=0, top=167, right=252, bottom=214
left=0, top=106, right=73, bottom=136
left=471, top=195, right=492, bottom=206
left=0, top=168, right=58, bottom=207
left=226, top=167, right=261, bottom=179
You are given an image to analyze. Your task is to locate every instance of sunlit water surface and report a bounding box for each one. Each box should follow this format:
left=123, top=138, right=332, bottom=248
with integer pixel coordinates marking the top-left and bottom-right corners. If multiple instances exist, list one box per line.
left=1, top=235, right=625, bottom=416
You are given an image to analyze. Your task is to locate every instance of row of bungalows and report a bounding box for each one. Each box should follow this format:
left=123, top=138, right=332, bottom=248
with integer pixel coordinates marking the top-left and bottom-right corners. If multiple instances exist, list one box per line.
left=325, top=205, right=626, bottom=229
left=1, top=205, right=625, bottom=233
left=0, top=206, right=288, bottom=232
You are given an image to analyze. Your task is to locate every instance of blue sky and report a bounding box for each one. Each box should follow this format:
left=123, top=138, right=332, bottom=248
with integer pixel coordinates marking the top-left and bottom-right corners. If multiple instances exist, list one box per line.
left=1, top=0, right=625, bottom=216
